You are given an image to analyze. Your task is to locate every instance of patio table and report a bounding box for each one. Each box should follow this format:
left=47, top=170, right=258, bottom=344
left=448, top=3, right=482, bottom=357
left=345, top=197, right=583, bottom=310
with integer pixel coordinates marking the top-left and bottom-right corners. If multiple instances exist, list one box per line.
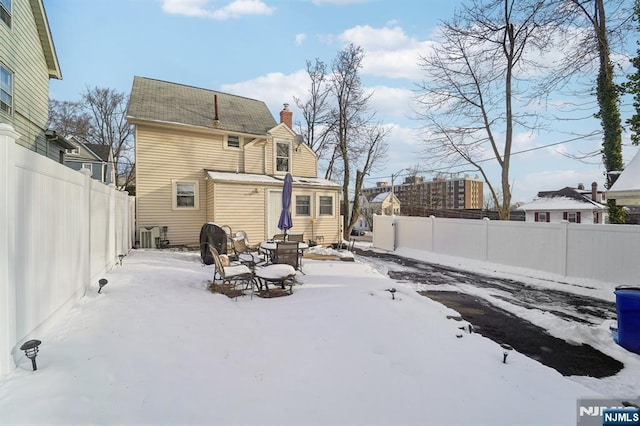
left=260, top=240, right=308, bottom=269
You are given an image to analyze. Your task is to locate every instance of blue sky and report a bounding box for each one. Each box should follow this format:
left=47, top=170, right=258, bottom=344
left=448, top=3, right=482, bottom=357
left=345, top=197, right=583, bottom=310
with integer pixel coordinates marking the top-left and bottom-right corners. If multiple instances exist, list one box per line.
left=43, top=0, right=637, bottom=203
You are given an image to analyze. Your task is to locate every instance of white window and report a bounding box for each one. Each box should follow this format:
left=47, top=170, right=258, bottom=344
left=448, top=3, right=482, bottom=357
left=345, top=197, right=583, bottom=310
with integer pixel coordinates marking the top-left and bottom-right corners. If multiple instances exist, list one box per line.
left=226, top=135, right=240, bottom=149
left=172, top=180, right=199, bottom=210
left=318, top=195, right=333, bottom=216
left=0, top=65, right=12, bottom=115
left=296, top=195, right=310, bottom=216
left=275, top=140, right=290, bottom=173
left=0, top=0, right=10, bottom=27
left=82, top=163, right=93, bottom=173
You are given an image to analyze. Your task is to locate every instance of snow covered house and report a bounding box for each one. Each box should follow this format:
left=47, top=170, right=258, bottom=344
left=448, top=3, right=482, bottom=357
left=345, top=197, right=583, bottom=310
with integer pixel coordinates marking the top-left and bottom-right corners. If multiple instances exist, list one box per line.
left=367, top=191, right=401, bottom=216
left=517, top=184, right=608, bottom=224
left=607, top=148, right=640, bottom=206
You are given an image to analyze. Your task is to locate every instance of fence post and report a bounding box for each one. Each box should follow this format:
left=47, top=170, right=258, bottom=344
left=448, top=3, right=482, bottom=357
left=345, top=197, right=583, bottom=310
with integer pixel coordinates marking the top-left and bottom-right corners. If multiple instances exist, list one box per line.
left=0, top=124, right=19, bottom=376
left=81, top=168, right=92, bottom=291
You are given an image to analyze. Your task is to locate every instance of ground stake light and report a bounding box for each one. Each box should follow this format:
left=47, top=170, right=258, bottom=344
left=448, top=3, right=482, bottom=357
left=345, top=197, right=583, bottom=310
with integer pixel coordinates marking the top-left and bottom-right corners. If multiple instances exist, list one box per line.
left=20, top=340, right=42, bottom=371
left=501, top=343, right=513, bottom=363
left=118, top=254, right=124, bottom=265
left=98, top=278, right=108, bottom=294
left=386, top=288, right=397, bottom=300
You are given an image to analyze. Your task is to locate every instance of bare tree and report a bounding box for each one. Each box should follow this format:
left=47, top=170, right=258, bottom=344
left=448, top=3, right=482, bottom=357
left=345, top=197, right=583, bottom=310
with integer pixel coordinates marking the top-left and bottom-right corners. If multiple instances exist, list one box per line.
left=49, top=86, right=134, bottom=189
left=544, top=0, right=632, bottom=223
left=48, top=99, right=92, bottom=140
left=294, top=59, right=333, bottom=157
left=329, top=44, right=389, bottom=238
left=415, top=0, right=555, bottom=220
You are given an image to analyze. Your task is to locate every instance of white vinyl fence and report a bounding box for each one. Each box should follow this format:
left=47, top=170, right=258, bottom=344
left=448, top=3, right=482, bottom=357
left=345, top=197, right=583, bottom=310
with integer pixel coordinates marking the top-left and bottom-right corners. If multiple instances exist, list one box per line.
left=373, top=214, right=640, bottom=287
left=1, top=124, right=134, bottom=376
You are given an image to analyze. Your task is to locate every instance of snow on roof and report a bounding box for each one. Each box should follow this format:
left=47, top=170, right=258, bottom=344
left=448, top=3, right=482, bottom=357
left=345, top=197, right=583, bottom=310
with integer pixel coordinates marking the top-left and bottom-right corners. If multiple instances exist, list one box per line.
left=206, top=171, right=340, bottom=188
left=517, top=196, right=606, bottom=211
left=370, top=192, right=391, bottom=203
left=609, top=148, right=640, bottom=192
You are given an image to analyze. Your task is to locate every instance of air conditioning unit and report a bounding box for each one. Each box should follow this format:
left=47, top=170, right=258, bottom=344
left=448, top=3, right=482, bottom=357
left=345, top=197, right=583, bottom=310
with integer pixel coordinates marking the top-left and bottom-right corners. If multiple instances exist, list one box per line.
left=139, top=227, right=161, bottom=248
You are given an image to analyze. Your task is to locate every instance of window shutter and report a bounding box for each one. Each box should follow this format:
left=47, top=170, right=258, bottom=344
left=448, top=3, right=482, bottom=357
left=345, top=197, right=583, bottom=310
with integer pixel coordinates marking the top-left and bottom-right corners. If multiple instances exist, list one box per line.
left=563, top=212, right=568, bottom=220
left=577, top=212, right=581, bottom=223
left=546, top=212, right=550, bottom=222
left=534, top=212, right=539, bottom=222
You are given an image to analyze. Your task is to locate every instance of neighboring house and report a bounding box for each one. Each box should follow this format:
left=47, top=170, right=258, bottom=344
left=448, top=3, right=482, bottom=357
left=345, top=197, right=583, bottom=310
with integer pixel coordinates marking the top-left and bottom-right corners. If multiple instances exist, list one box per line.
left=348, top=194, right=372, bottom=233
left=607, top=148, right=640, bottom=206
left=0, top=0, right=74, bottom=161
left=126, top=76, right=342, bottom=247
left=517, top=184, right=608, bottom=224
left=64, top=138, right=116, bottom=184
left=368, top=192, right=401, bottom=216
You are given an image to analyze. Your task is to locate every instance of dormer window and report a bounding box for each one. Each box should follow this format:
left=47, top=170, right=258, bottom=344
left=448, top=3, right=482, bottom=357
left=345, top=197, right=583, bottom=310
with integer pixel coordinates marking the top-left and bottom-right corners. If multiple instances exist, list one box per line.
left=0, top=0, right=10, bottom=28
left=226, top=135, right=240, bottom=149
left=276, top=140, right=290, bottom=173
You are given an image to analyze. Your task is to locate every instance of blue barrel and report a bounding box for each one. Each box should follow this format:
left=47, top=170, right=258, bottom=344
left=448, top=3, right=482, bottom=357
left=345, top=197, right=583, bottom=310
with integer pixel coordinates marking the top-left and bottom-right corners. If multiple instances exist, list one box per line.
left=614, top=286, right=640, bottom=354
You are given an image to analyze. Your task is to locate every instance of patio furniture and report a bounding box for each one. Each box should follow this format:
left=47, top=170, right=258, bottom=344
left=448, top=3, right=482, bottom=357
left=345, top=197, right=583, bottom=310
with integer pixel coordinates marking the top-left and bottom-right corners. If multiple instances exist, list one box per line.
left=259, top=240, right=308, bottom=270
left=254, top=263, right=297, bottom=294
left=199, top=223, right=229, bottom=265
left=272, top=233, right=286, bottom=241
left=288, top=233, right=304, bottom=242
left=233, top=236, right=265, bottom=267
left=235, top=231, right=260, bottom=251
left=220, top=225, right=235, bottom=257
left=274, top=241, right=301, bottom=271
left=209, top=246, right=256, bottom=299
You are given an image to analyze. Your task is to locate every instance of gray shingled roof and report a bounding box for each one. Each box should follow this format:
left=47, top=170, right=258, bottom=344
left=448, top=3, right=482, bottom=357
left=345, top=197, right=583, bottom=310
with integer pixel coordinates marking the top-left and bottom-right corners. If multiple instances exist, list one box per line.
left=85, top=143, right=111, bottom=162
left=126, top=76, right=277, bottom=135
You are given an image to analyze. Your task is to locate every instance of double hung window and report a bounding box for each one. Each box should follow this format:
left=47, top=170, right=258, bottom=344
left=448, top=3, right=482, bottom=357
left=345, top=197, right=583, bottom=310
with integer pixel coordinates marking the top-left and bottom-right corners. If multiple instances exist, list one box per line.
left=0, top=0, right=11, bottom=27
left=0, top=65, right=12, bottom=115
left=276, top=140, right=290, bottom=173
left=172, top=180, right=199, bottom=209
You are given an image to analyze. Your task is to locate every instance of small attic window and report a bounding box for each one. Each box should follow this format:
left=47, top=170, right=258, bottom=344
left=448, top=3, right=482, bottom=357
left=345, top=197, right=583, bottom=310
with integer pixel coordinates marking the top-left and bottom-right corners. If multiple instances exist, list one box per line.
left=226, top=135, right=240, bottom=149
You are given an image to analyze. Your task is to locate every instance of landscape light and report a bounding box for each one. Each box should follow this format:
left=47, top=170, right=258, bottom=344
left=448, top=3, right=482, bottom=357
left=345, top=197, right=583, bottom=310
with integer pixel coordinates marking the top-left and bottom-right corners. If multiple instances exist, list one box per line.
left=386, top=288, right=397, bottom=300
left=20, top=340, right=42, bottom=371
left=98, top=278, right=108, bottom=294
left=118, top=254, right=124, bottom=265
left=501, top=343, right=513, bottom=363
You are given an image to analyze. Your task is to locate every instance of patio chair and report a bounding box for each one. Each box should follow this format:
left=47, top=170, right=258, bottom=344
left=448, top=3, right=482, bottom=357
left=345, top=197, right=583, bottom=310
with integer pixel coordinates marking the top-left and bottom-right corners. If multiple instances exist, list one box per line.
left=272, top=233, right=286, bottom=241
left=235, top=231, right=261, bottom=251
left=233, top=236, right=264, bottom=267
left=209, top=246, right=256, bottom=299
left=274, top=241, right=301, bottom=271
left=288, top=233, right=304, bottom=242
left=220, top=225, right=235, bottom=257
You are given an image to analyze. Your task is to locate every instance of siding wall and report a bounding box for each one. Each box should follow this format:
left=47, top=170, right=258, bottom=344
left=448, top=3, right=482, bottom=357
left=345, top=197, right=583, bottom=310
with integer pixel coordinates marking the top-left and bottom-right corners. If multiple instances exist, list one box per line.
left=135, top=122, right=338, bottom=246
left=0, top=0, right=54, bottom=158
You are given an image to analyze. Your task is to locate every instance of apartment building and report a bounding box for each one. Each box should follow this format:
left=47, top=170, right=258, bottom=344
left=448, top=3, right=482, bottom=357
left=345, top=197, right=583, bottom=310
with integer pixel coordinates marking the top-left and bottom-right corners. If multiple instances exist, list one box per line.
left=362, top=175, right=484, bottom=213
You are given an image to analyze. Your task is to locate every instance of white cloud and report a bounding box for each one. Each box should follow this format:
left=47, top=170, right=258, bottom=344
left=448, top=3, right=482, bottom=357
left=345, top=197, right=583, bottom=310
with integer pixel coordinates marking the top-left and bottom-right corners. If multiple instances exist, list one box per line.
left=311, top=0, right=368, bottom=4
left=161, top=0, right=274, bottom=20
left=295, top=33, right=307, bottom=46
left=368, top=85, right=415, bottom=121
left=221, top=70, right=310, bottom=120
left=337, top=25, right=434, bottom=80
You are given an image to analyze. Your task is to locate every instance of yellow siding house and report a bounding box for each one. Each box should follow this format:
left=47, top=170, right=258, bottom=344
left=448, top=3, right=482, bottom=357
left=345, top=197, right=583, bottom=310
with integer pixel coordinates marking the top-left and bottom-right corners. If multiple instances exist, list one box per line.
left=126, top=76, right=342, bottom=247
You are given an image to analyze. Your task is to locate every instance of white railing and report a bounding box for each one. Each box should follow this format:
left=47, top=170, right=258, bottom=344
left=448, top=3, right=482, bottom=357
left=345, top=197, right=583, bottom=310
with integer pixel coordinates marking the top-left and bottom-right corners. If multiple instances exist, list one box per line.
left=373, top=214, right=640, bottom=286
left=1, top=124, right=134, bottom=376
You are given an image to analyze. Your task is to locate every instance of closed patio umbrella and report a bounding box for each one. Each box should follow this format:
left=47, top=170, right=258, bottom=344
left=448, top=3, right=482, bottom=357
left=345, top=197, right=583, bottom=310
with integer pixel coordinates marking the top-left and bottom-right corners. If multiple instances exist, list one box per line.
left=277, top=173, right=293, bottom=239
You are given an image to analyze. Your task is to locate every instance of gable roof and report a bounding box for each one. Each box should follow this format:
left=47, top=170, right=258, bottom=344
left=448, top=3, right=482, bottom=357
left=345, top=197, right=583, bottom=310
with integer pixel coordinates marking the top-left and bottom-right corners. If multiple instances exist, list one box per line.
left=126, top=76, right=277, bottom=135
left=30, top=0, right=62, bottom=79
left=84, top=143, right=111, bottom=162
left=517, top=196, right=606, bottom=211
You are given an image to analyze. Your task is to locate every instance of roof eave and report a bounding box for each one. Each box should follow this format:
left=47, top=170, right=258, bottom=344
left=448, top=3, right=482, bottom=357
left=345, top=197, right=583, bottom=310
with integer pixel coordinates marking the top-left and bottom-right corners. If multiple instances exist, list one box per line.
left=30, top=0, right=62, bottom=79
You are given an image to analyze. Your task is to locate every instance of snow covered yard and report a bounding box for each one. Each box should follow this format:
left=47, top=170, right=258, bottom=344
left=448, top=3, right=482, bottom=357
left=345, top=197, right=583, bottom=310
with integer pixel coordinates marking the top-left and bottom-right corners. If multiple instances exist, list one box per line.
left=0, top=249, right=634, bottom=425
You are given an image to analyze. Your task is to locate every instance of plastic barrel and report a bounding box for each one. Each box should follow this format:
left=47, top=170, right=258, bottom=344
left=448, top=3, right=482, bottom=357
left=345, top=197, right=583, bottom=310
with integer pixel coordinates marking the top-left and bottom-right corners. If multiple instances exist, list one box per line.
left=614, top=286, right=640, bottom=354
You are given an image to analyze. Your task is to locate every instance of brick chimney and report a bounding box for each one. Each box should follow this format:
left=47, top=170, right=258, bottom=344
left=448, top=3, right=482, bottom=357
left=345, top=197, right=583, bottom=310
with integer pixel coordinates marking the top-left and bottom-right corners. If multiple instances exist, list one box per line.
left=280, top=103, right=293, bottom=129
left=591, top=182, right=598, bottom=202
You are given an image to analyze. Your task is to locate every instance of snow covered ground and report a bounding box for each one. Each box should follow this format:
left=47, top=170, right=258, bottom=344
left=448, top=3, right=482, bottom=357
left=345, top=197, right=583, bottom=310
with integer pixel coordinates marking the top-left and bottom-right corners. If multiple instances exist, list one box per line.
left=0, top=246, right=638, bottom=425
